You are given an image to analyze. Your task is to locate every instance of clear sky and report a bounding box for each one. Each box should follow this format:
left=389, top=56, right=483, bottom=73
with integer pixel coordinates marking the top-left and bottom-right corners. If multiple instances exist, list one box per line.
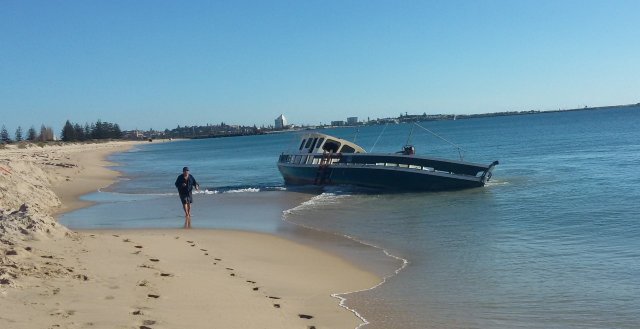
left=1, top=0, right=639, bottom=135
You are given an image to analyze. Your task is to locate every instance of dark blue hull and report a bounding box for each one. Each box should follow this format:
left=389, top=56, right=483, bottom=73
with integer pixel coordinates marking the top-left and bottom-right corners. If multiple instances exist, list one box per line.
left=278, top=163, right=486, bottom=191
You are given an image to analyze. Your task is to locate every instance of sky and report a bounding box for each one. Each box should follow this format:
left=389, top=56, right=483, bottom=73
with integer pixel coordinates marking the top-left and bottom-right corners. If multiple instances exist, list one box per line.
left=1, top=0, right=639, bottom=135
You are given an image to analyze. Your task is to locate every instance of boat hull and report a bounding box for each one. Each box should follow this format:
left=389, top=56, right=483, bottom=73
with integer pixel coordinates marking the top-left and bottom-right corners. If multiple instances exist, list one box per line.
left=277, top=163, right=486, bottom=191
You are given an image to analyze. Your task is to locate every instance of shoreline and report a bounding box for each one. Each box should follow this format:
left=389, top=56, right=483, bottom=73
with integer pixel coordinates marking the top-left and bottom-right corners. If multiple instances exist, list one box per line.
left=0, top=141, right=382, bottom=328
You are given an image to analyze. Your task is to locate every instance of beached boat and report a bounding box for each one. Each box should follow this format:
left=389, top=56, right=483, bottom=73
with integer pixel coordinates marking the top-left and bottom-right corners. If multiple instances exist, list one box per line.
left=277, top=132, right=499, bottom=191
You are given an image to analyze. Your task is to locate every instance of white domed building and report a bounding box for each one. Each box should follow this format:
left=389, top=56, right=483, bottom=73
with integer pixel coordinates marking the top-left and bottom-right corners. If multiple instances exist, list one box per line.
left=275, top=114, right=288, bottom=129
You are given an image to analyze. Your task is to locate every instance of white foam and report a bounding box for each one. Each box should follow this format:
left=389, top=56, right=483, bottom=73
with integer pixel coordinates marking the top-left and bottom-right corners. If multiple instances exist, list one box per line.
left=281, top=194, right=409, bottom=329
left=485, top=179, right=509, bottom=187
left=225, top=188, right=260, bottom=193
left=282, top=192, right=347, bottom=216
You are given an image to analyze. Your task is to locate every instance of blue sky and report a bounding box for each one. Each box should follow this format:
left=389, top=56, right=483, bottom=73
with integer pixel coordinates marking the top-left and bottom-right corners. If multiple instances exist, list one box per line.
left=1, top=0, right=639, bottom=134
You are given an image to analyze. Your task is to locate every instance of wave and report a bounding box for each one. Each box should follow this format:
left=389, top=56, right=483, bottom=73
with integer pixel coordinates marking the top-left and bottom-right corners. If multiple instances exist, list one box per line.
left=281, top=191, right=409, bottom=329
left=485, top=179, right=510, bottom=187
left=199, top=184, right=286, bottom=194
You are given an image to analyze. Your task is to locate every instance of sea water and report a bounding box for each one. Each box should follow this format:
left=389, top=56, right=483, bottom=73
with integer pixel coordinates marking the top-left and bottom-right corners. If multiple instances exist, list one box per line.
left=60, top=106, right=640, bottom=329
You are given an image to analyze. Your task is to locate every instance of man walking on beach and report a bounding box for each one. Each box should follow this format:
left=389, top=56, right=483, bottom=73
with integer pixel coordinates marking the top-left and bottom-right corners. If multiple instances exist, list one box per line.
left=175, top=167, right=199, bottom=228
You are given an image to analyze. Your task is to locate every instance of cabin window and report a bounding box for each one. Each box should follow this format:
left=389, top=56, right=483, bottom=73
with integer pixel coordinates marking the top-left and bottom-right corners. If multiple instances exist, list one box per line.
left=323, top=139, right=341, bottom=153
left=308, top=138, right=318, bottom=153
left=316, top=138, right=324, bottom=149
left=340, top=145, right=356, bottom=153
left=305, top=138, right=314, bottom=149
left=294, top=155, right=303, bottom=164
left=299, top=139, right=306, bottom=150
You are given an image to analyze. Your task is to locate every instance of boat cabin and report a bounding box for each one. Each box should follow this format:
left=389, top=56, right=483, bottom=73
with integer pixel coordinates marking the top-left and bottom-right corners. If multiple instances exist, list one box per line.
left=296, top=133, right=366, bottom=154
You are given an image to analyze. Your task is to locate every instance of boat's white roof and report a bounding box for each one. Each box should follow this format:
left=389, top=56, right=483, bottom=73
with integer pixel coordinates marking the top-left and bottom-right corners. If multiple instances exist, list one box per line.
left=297, top=132, right=366, bottom=154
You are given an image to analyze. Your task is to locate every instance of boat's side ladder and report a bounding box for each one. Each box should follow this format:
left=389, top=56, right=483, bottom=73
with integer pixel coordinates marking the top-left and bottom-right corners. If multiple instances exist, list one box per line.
left=314, top=152, right=334, bottom=185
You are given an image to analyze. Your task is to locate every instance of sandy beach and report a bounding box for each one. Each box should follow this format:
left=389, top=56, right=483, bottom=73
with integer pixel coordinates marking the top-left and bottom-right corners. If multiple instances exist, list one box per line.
left=0, top=142, right=380, bottom=329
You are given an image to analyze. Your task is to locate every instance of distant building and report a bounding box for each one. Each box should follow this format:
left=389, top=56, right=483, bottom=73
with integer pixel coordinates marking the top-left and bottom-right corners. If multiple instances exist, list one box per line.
left=331, top=120, right=346, bottom=126
left=275, top=114, right=288, bottom=129
left=347, top=117, right=358, bottom=125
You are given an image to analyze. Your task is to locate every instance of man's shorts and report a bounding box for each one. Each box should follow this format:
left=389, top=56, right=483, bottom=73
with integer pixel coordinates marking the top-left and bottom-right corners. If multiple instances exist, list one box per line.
left=179, top=193, right=193, bottom=205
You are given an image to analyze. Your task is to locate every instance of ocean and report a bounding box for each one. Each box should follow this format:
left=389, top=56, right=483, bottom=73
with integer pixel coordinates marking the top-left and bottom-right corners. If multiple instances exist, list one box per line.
left=60, top=106, right=640, bottom=329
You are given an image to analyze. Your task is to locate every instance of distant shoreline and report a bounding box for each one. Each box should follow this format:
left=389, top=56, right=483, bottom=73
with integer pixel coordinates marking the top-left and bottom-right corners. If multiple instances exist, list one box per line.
left=121, top=102, right=640, bottom=141
left=183, top=102, right=640, bottom=140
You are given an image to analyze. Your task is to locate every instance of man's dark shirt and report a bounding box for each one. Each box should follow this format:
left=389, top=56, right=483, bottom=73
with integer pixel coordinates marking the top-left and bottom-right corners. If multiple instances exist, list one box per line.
left=175, top=174, right=198, bottom=196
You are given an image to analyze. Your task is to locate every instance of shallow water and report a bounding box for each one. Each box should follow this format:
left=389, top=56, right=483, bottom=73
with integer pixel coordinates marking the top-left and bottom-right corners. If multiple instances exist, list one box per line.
left=61, top=106, right=640, bottom=328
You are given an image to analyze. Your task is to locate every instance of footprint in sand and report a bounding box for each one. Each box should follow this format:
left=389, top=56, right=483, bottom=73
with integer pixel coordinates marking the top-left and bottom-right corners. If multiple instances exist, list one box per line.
left=246, top=280, right=256, bottom=284
left=147, top=294, right=160, bottom=299
left=50, top=310, right=76, bottom=318
left=73, top=274, right=89, bottom=281
left=268, top=296, right=281, bottom=300
left=132, top=310, right=144, bottom=315
left=149, top=258, right=159, bottom=262
left=214, top=258, right=222, bottom=261
left=134, top=245, right=143, bottom=249
left=298, top=314, right=314, bottom=319
left=137, top=280, right=149, bottom=287
left=252, top=287, right=259, bottom=291
left=273, top=304, right=281, bottom=308
left=160, top=273, right=173, bottom=277
left=132, top=251, right=142, bottom=255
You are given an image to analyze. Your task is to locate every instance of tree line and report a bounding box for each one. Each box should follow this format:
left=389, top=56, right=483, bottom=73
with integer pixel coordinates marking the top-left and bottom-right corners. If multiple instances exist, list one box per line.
left=1, top=124, right=53, bottom=143
left=0, top=120, right=122, bottom=144
left=61, top=120, right=122, bottom=141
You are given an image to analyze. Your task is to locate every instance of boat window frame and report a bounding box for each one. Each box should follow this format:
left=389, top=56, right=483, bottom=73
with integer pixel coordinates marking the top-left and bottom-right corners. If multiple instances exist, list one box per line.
left=308, top=138, right=318, bottom=153
left=340, top=145, right=356, bottom=153
left=299, top=139, right=306, bottom=150
left=316, top=138, right=324, bottom=149
left=323, top=139, right=341, bottom=153
left=304, top=138, right=314, bottom=149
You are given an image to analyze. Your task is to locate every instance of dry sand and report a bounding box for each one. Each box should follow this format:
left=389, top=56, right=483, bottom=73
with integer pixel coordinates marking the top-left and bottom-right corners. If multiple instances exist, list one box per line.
left=0, top=141, right=380, bottom=329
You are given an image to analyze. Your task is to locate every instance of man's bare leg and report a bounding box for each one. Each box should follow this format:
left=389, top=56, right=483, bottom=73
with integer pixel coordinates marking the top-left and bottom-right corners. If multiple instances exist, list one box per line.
left=182, top=203, right=190, bottom=228
left=185, top=203, right=192, bottom=228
